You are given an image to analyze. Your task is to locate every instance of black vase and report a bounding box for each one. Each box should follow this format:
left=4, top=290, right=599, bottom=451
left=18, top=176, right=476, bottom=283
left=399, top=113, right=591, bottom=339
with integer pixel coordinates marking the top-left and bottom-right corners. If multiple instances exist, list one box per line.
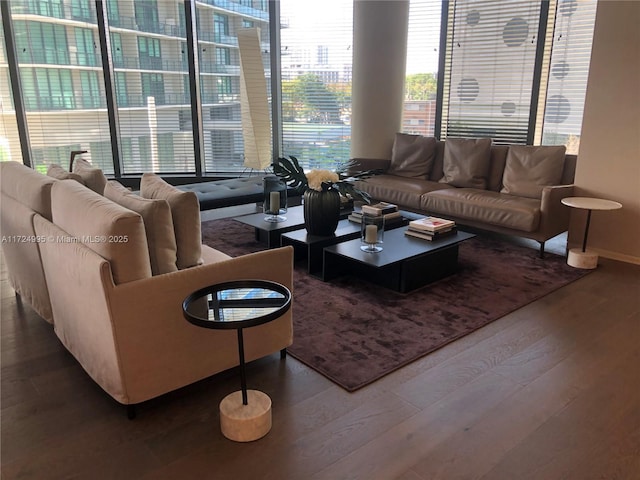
left=303, top=189, right=341, bottom=236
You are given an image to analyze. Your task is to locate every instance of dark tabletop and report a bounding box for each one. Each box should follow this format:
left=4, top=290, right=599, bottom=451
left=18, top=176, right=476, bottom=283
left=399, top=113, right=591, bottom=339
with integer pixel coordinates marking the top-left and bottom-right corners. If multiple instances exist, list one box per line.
left=182, top=280, right=291, bottom=330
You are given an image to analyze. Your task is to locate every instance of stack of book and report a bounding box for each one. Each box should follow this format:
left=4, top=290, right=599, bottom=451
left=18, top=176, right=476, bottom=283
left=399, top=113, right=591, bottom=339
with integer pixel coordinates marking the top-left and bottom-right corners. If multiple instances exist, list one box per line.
left=348, top=202, right=404, bottom=226
left=405, top=216, right=457, bottom=241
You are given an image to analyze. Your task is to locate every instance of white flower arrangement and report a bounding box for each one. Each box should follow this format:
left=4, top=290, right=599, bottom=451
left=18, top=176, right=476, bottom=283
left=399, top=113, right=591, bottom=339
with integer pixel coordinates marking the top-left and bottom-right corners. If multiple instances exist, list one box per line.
left=305, top=169, right=339, bottom=192
left=274, top=156, right=380, bottom=203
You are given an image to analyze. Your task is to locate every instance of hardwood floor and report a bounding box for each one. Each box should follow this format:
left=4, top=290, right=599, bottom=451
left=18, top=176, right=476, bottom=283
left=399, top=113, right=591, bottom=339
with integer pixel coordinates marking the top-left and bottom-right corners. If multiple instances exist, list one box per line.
left=2, top=214, right=639, bottom=479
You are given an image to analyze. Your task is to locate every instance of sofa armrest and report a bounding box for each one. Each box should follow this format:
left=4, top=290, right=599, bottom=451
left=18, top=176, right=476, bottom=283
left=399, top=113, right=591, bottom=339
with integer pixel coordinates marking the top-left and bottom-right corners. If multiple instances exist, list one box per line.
left=349, top=157, right=391, bottom=174
left=35, top=207, right=295, bottom=404
left=105, top=246, right=295, bottom=403
left=538, top=184, right=575, bottom=238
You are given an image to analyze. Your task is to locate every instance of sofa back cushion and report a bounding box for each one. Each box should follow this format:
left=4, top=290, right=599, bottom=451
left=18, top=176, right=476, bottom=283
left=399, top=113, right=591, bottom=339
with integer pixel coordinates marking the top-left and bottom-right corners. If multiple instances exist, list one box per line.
left=104, top=181, right=178, bottom=275
left=72, top=158, right=108, bottom=195
left=501, top=145, right=566, bottom=199
left=140, top=173, right=202, bottom=269
left=388, top=133, right=437, bottom=179
left=487, top=145, right=510, bottom=191
left=47, top=164, right=85, bottom=185
left=440, top=137, right=492, bottom=189
left=51, top=180, right=152, bottom=284
left=0, top=161, right=56, bottom=220
left=429, top=140, right=447, bottom=181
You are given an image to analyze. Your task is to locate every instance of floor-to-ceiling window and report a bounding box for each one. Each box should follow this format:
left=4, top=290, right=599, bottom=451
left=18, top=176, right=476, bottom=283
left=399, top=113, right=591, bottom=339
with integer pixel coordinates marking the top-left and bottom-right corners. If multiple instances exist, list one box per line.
left=196, top=1, right=269, bottom=174
left=539, top=0, right=596, bottom=154
left=1, top=0, right=596, bottom=176
left=6, top=0, right=113, bottom=173
left=402, top=0, right=442, bottom=138
left=417, top=0, right=595, bottom=152
left=110, top=0, right=195, bottom=174
left=279, top=0, right=353, bottom=170
left=440, top=1, right=544, bottom=144
left=0, top=12, right=22, bottom=163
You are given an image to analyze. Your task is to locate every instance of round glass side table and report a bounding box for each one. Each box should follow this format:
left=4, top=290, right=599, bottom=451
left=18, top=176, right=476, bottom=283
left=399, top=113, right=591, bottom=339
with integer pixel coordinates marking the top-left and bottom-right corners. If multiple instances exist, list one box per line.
left=183, top=280, right=291, bottom=442
left=561, top=196, right=622, bottom=269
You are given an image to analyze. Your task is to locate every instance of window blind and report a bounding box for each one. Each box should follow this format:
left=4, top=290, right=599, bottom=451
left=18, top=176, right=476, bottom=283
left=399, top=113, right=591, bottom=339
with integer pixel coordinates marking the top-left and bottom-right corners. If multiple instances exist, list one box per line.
left=279, top=0, right=353, bottom=170
left=111, top=0, right=195, bottom=174
left=6, top=0, right=113, bottom=173
left=441, top=0, right=544, bottom=144
left=540, top=0, right=596, bottom=154
left=402, top=0, right=443, bottom=137
left=197, top=3, right=270, bottom=174
left=0, top=14, right=23, bottom=164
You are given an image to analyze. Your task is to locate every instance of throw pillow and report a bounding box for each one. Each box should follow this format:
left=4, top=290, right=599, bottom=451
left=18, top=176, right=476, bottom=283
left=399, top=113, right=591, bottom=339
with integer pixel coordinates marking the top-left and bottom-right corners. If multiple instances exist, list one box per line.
left=140, top=173, right=202, bottom=269
left=47, top=164, right=85, bottom=184
left=50, top=180, right=151, bottom=285
left=501, top=145, right=567, bottom=199
left=104, top=181, right=178, bottom=275
left=440, top=137, right=492, bottom=189
left=388, top=133, right=437, bottom=179
left=72, top=158, right=108, bottom=195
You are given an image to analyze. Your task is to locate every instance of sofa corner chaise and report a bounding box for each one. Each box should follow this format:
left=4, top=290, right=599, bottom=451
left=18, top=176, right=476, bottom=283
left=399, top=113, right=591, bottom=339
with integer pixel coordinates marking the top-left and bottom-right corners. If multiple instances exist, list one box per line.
left=0, top=161, right=294, bottom=414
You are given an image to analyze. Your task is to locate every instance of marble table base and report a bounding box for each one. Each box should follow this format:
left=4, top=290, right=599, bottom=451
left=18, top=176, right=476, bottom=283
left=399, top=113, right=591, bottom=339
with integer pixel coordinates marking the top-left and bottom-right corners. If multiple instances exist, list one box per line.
left=219, top=390, right=272, bottom=442
left=567, top=248, right=598, bottom=269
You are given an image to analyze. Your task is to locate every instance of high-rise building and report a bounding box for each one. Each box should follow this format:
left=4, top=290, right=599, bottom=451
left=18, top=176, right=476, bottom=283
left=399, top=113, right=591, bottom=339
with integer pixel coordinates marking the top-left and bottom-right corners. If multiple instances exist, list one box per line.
left=0, top=0, right=270, bottom=174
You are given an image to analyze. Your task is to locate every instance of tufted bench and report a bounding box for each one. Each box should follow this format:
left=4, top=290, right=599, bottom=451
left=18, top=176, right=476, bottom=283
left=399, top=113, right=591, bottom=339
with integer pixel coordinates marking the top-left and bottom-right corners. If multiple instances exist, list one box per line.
left=178, top=175, right=300, bottom=211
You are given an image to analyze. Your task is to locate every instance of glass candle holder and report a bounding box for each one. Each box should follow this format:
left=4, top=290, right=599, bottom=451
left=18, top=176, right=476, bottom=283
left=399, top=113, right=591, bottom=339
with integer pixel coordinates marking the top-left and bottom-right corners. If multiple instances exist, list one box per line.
left=263, top=176, right=287, bottom=222
left=360, top=214, right=384, bottom=253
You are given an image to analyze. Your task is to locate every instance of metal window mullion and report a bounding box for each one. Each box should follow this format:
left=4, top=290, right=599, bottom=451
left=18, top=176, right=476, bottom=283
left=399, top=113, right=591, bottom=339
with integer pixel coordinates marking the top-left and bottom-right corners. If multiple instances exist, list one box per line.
left=434, top=0, right=450, bottom=140
left=2, top=0, right=33, bottom=167
left=528, top=0, right=551, bottom=145
left=184, top=0, right=204, bottom=177
left=269, top=0, right=282, bottom=161
left=95, top=0, right=123, bottom=177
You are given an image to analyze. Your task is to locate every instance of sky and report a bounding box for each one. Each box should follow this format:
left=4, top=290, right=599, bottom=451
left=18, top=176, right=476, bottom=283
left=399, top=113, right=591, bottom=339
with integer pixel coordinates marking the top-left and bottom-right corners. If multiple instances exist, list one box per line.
left=279, top=0, right=441, bottom=75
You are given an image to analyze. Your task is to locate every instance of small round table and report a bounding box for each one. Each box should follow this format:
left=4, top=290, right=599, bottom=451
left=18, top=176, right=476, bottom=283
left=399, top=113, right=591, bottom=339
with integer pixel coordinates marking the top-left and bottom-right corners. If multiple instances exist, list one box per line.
left=182, top=280, right=291, bottom=442
left=561, top=197, right=622, bottom=269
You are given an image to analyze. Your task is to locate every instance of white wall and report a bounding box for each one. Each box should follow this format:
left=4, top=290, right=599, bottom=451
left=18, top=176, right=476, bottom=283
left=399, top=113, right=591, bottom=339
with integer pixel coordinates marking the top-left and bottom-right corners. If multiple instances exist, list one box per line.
left=568, top=0, right=640, bottom=264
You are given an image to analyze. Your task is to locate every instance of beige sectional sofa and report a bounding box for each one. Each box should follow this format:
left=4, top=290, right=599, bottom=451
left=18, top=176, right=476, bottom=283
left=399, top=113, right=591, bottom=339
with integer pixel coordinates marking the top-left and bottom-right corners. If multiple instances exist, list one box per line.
left=352, top=134, right=577, bottom=256
left=0, top=161, right=294, bottom=413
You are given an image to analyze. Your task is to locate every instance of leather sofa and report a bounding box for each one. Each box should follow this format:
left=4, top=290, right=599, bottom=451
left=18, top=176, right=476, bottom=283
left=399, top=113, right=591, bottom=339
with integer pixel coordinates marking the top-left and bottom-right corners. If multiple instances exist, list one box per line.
left=351, top=135, right=577, bottom=256
left=1, top=161, right=294, bottom=411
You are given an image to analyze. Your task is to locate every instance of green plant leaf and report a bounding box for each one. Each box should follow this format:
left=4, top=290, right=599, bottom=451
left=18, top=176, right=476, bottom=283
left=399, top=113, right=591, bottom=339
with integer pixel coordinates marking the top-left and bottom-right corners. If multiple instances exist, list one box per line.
left=273, top=156, right=308, bottom=192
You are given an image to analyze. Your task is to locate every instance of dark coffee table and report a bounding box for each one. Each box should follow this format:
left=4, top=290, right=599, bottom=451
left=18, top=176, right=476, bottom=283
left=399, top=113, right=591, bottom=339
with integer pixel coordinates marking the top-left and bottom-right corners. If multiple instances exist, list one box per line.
left=280, top=216, right=410, bottom=274
left=234, top=205, right=306, bottom=248
left=234, top=205, right=351, bottom=248
left=322, top=228, right=475, bottom=293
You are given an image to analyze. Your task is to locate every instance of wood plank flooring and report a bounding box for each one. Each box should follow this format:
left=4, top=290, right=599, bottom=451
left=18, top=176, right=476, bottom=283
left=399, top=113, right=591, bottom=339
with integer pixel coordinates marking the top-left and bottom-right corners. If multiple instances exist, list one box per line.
left=2, top=215, right=639, bottom=479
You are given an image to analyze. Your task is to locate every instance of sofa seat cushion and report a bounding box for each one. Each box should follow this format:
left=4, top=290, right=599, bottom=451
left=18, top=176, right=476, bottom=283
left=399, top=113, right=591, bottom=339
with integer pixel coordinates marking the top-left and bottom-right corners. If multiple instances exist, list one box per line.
left=51, top=180, right=152, bottom=284
left=201, top=244, right=232, bottom=264
left=422, top=188, right=541, bottom=232
left=356, top=174, right=455, bottom=210
left=140, top=173, right=202, bottom=270
left=104, top=181, right=178, bottom=275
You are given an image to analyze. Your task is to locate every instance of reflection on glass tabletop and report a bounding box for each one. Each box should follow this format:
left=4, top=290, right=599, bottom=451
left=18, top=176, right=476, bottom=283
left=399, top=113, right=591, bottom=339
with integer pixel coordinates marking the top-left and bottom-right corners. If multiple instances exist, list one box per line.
left=182, top=280, right=291, bottom=330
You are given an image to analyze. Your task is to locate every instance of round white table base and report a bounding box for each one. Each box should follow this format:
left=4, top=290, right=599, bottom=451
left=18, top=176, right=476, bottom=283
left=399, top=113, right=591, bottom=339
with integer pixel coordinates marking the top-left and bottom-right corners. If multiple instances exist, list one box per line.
left=567, top=248, right=598, bottom=269
left=219, top=390, right=272, bottom=442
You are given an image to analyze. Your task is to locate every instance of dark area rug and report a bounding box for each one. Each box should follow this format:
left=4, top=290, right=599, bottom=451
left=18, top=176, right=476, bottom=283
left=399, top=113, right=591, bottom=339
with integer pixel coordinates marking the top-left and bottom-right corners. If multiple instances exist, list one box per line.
left=202, top=219, right=590, bottom=392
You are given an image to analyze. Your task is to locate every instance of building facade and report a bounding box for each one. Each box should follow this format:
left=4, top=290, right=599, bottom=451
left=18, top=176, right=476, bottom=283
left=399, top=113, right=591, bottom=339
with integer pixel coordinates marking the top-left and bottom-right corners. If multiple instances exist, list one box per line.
left=1, top=0, right=270, bottom=174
